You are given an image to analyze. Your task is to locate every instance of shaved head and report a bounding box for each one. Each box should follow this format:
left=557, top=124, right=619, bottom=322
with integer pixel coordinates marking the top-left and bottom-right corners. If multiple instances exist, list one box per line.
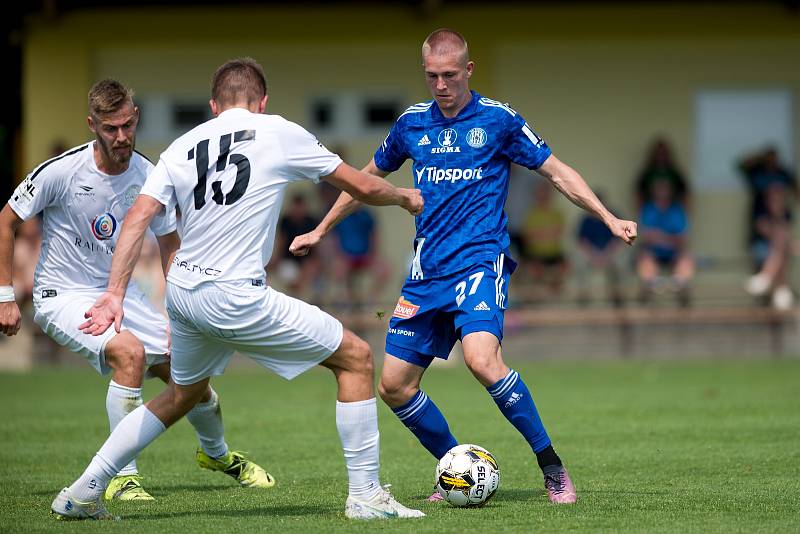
left=422, top=28, right=469, bottom=66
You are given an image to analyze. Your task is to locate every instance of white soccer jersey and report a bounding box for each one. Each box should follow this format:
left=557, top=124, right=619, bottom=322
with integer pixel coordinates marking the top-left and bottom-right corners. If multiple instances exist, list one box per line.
left=8, top=143, right=176, bottom=295
left=140, top=108, right=342, bottom=289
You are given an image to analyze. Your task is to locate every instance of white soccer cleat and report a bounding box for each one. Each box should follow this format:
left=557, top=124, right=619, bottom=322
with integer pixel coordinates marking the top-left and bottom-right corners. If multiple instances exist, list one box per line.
left=51, top=487, right=118, bottom=521
left=345, top=486, right=425, bottom=520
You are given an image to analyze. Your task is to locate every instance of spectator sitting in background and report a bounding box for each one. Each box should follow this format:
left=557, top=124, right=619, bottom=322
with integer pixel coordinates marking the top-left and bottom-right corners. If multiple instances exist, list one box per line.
left=13, top=215, right=63, bottom=363
left=574, top=194, right=626, bottom=307
left=744, top=182, right=795, bottom=310
left=333, top=206, right=391, bottom=309
left=636, top=137, right=689, bottom=208
left=505, top=164, right=537, bottom=262
left=637, top=178, right=694, bottom=306
left=270, top=193, right=322, bottom=301
left=12, top=218, right=41, bottom=306
left=739, top=146, right=797, bottom=260
left=521, top=180, right=568, bottom=296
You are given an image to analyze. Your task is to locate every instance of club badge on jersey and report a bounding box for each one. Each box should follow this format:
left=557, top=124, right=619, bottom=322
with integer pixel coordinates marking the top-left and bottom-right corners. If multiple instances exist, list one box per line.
left=91, top=212, right=118, bottom=241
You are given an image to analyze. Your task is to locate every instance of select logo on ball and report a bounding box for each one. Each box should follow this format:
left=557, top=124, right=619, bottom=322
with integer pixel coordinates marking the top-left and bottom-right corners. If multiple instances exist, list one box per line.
left=91, top=212, right=118, bottom=241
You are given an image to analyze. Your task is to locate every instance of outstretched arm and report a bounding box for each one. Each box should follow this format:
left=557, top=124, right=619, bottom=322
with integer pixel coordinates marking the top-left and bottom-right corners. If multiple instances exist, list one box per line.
left=290, top=159, right=412, bottom=256
left=80, top=195, right=165, bottom=335
left=0, top=205, right=23, bottom=336
left=536, top=154, right=637, bottom=245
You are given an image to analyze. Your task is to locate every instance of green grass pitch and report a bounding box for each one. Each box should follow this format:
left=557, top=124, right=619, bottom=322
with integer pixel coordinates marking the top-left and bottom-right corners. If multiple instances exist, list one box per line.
left=1, top=359, right=798, bottom=533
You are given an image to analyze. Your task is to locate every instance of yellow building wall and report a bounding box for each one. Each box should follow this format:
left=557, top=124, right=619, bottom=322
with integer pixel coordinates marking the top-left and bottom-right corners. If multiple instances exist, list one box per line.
left=22, top=4, right=800, bottom=287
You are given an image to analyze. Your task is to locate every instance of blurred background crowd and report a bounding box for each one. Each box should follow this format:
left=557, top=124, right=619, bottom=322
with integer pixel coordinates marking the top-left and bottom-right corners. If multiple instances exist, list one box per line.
left=2, top=1, right=798, bottom=366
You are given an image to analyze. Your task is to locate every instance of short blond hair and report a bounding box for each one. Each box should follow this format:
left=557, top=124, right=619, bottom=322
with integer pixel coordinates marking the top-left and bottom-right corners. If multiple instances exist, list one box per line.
left=88, top=79, right=134, bottom=116
left=422, top=28, right=469, bottom=64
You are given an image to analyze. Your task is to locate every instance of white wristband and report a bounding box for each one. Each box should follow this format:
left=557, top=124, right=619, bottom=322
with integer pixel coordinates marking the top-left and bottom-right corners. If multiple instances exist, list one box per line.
left=0, top=286, right=14, bottom=303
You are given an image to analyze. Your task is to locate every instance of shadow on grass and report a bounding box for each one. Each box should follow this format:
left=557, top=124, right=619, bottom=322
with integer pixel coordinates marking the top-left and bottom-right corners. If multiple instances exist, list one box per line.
left=30, top=484, right=228, bottom=497
left=492, top=488, right=544, bottom=502
left=122, top=504, right=332, bottom=520
left=412, top=488, right=544, bottom=503
left=578, top=489, right=669, bottom=496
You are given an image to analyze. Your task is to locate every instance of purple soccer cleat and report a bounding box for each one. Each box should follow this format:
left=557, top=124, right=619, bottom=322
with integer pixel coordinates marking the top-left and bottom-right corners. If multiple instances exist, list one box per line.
left=427, top=490, right=445, bottom=502
left=543, top=465, right=577, bottom=504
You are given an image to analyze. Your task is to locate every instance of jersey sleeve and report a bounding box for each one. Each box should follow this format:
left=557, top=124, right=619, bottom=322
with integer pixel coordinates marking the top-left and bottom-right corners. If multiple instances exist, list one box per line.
left=140, top=157, right=176, bottom=208
left=373, top=119, right=408, bottom=173
left=149, top=198, right=177, bottom=236
left=7, top=161, right=70, bottom=221
left=278, top=121, right=342, bottom=183
left=501, top=112, right=552, bottom=170
left=140, top=157, right=179, bottom=236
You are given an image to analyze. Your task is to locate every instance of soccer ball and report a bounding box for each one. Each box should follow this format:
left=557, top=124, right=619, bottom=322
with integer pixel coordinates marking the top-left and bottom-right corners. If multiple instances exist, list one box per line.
left=435, top=444, right=500, bottom=507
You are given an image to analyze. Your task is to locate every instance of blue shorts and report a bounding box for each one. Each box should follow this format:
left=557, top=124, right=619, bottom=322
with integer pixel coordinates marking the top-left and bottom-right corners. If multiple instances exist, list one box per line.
left=385, top=253, right=516, bottom=369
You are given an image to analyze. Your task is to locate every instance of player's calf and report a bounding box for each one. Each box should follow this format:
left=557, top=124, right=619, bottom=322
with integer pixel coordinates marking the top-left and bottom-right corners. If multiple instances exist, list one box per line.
left=382, top=354, right=457, bottom=460
left=146, top=379, right=209, bottom=427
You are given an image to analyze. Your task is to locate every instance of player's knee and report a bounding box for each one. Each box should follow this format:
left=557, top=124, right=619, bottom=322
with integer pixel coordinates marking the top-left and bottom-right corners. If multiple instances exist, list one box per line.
left=378, top=376, right=415, bottom=406
left=348, top=337, right=373, bottom=377
left=464, top=355, right=502, bottom=385
left=106, top=339, right=146, bottom=384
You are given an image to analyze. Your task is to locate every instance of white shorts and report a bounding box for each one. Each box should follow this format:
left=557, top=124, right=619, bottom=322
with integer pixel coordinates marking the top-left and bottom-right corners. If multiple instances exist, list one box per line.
left=165, top=280, right=344, bottom=385
left=33, top=285, right=170, bottom=376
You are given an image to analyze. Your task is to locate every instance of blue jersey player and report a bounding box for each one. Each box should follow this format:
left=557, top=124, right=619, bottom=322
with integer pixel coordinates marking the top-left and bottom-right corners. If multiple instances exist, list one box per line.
left=291, top=29, right=637, bottom=505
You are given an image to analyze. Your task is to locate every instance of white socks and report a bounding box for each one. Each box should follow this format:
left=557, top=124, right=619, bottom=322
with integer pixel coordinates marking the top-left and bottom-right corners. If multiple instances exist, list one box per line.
left=185, top=388, right=229, bottom=459
left=69, top=405, right=166, bottom=502
left=106, top=380, right=143, bottom=476
left=336, top=398, right=381, bottom=500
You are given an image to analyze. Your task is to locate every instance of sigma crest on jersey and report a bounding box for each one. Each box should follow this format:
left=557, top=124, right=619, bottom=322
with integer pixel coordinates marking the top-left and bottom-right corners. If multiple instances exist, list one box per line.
left=428, top=127, right=488, bottom=154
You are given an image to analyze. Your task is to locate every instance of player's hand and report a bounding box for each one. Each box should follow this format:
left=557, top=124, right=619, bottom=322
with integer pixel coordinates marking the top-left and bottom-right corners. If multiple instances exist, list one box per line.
left=400, top=188, right=424, bottom=216
left=608, top=218, right=638, bottom=245
left=289, top=230, right=322, bottom=257
left=0, top=301, right=22, bottom=336
left=79, top=291, right=124, bottom=335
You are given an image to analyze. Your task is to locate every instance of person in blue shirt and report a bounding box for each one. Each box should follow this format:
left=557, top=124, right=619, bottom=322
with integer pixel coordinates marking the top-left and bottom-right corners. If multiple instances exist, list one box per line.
left=333, top=207, right=391, bottom=309
left=575, top=193, right=626, bottom=307
left=291, top=28, right=637, bottom=505
left=637, top=179, right=694, bottom=306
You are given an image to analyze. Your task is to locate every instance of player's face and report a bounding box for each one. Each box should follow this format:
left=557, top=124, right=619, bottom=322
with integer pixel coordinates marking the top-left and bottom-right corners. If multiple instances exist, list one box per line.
left=423, top=52, right=474, bottom=115
left=88, top=102, right=139, bottom=165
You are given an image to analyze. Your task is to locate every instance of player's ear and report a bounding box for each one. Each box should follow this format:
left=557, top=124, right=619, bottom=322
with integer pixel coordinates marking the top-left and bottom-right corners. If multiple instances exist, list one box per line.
left=87, top=115, right=96, bottom=134
left=209, top=99, right=219, bottom=117
left=466, top=61, right=474, bottom=79
left=258, top=95, right=268, bottom=114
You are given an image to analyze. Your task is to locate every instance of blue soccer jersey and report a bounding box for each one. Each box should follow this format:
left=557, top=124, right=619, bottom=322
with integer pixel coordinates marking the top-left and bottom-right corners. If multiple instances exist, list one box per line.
left=374, top=90, right=551, bottom=279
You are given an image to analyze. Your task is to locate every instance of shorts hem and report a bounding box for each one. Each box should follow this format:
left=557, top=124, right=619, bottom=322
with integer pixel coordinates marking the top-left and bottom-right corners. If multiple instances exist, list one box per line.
left=385, top=343, right=436, bottom=368
left=459, top=318, right=503, bottom=342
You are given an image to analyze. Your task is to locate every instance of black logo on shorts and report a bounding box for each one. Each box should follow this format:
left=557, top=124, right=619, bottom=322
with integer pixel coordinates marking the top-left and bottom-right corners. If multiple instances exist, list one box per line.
left=41, top=289, right=57, bottom=298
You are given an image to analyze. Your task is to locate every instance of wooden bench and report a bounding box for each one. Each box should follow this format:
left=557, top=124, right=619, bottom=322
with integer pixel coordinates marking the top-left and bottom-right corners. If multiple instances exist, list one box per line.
left=337, top=304, right=798, bottom=357
left=507, top=306, right=797, bottom=356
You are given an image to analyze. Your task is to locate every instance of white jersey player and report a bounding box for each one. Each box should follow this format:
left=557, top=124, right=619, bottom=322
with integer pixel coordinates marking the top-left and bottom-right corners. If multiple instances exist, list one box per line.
left=50, top=58, right=426, bottom=521
left=0, top=79, right=273, bottom=503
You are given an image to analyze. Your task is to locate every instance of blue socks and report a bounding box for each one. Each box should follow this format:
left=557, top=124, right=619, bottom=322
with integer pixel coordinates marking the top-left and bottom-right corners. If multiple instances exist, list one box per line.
left=392, top=391, right=457, bottom=459
left=391, top=371, right=556, bottom=467
left=487, top=369, right=552, bottom=453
